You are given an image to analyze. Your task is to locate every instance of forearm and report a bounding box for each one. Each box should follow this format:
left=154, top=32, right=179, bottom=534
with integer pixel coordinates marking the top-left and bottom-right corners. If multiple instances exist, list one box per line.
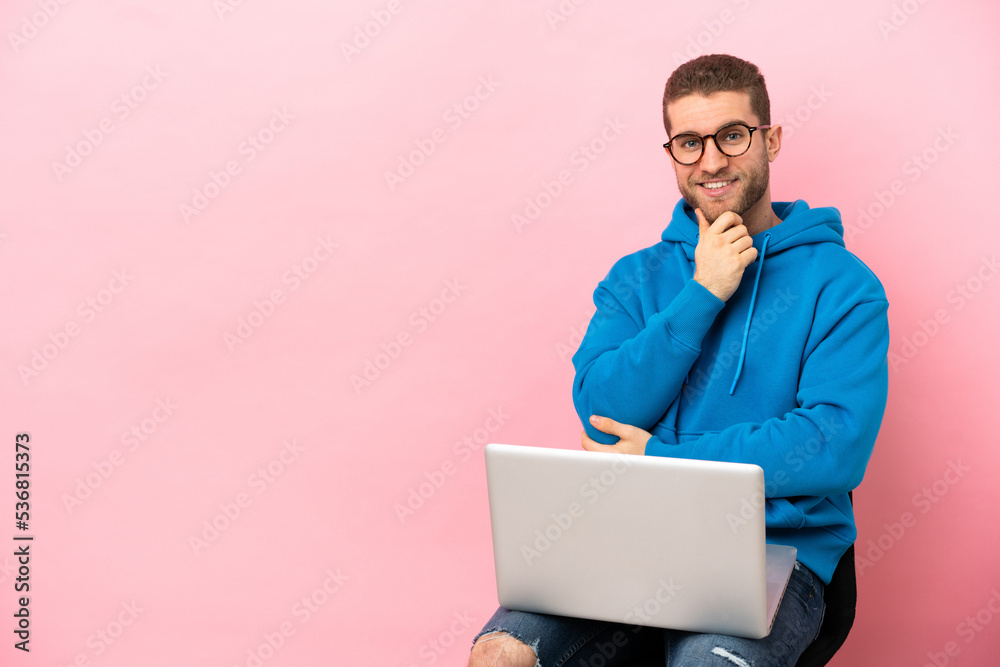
left=647, top=299, right=890, bottom=497
left=645, top=400, right=883, bottom=497
left=573, top=279, right=724, bottom=443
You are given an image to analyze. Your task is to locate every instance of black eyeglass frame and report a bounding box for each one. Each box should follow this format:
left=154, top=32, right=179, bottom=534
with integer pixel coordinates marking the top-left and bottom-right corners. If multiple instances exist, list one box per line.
left=663, top=123, right=773, bottom=166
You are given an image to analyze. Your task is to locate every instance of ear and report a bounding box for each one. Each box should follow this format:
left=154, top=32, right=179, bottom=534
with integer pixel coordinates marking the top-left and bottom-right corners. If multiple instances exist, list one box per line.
left=765, top=124, right=782, bottom=163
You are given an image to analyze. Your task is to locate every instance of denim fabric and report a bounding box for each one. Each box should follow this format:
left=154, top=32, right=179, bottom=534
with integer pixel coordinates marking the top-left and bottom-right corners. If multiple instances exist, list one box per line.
left=472, top=561, right=825, bottom=667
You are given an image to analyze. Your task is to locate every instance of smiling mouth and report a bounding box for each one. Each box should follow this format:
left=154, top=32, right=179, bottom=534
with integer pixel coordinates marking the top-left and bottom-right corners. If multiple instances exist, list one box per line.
left=700, top=179, right=736, bottom=190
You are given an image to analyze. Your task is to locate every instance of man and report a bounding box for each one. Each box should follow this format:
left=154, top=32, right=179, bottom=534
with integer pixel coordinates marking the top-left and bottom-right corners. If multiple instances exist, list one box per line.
left=469, top=54, right=889, bottom=666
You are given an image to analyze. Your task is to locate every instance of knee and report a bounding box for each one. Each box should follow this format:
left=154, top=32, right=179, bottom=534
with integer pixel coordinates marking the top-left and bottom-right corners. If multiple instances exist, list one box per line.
left=468, top=631, right=538, bottom=667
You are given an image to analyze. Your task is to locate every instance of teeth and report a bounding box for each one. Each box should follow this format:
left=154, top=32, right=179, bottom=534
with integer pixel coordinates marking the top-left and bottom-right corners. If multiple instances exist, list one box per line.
left=702, top=181, right=734, bottom=190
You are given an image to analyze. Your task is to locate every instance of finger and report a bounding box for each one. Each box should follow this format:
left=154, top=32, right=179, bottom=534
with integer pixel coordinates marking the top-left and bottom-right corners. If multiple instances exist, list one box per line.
left=720, top=224, right=750, bottom=243
left=589, top=414, right=627, bottom=437
left=739, top=246, right=759, bottom=265
left=694, top=207, right=709, bottom=234
left=729, top=234, right=754, bottom=252
left=710, top=210, right=742, bottom=233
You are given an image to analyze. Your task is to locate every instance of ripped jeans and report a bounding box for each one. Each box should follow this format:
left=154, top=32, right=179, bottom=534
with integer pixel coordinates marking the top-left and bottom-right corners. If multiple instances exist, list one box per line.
left=472, top=561, right=825, bottom=667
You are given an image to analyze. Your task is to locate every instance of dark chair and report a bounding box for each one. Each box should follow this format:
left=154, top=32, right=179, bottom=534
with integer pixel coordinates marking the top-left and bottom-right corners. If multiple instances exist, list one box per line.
left=795, top=490, right=857, bottom=666
left=793, top=541, right=857, bottom=666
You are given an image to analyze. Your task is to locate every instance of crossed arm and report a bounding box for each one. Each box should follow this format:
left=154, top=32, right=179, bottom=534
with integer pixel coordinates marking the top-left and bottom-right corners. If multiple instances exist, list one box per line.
left=575, top=212, right=889, bottom=499
left=577, top=207, right=754, bottom=457
left=581, top=415, right=653, bottom=456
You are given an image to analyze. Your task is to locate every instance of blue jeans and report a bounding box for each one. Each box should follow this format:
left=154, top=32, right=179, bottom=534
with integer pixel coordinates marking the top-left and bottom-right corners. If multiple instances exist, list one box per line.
left=472, top=562, right=825, bottom=666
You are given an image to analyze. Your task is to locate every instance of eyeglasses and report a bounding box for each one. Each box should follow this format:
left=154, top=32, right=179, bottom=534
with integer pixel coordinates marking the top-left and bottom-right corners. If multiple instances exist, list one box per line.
left=663, top=123, right=772, bottom=165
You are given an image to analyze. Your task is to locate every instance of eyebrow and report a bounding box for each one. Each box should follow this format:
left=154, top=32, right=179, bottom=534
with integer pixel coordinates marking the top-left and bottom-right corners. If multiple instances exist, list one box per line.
left=672, top=119, right=749, bottom=136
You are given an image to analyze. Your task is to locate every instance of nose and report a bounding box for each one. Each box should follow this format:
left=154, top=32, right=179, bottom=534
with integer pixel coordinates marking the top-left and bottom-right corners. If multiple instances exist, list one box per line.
left=699, top=136, right=729, bottom=173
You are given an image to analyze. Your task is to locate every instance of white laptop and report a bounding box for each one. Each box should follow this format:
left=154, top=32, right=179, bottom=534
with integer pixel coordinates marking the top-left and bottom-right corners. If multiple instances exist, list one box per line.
left=484, top=443, right=797, bottom=639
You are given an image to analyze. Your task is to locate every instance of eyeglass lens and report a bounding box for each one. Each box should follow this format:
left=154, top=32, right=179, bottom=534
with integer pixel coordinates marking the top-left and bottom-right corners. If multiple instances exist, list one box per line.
left=670, top=124, right=752, bottom=163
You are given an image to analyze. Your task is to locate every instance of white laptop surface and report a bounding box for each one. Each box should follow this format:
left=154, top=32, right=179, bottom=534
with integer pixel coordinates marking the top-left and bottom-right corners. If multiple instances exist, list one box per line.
left=484, top=443, right=797, bottom=639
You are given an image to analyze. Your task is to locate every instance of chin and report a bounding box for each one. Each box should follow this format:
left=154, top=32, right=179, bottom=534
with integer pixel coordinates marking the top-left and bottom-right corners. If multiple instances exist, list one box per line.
left=684, top=191, right=741, bottom=222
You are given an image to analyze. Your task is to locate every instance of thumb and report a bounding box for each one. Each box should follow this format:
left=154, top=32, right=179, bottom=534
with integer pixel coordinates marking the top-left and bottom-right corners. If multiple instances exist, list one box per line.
left=694, top=207, right=709, bottom=233
left=589, top=415, right=623, bottom=436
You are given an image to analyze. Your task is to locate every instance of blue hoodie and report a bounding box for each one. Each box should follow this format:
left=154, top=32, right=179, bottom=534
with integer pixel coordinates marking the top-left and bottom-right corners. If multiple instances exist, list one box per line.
left=572, top=199, right=889, bottom=584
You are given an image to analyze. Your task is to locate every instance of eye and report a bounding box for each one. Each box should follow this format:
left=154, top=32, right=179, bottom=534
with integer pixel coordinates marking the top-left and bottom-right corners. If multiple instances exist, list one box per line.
left=718, top=125, right=749, bottom=144
left=677, top=136, right=701, bottom=150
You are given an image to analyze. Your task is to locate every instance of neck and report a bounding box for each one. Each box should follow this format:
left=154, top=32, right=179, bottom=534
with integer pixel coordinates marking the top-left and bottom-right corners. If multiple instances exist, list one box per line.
left=741, top=189, right=780, bottom=237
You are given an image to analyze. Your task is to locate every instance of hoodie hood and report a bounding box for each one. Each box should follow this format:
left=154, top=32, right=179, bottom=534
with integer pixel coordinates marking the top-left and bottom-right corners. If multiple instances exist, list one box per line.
left=662, top=199, right=845, bottom=260
left=661, top=199, right=846, bottom=394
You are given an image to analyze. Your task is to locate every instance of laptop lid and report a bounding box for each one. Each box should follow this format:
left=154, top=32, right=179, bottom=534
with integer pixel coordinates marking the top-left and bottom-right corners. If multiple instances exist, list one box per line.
left=484, top=443, right=796, bottom=639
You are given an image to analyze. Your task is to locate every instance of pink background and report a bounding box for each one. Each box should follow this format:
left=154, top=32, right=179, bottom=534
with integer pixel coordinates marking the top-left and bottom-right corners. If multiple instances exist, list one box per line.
left=2, top=1, right=998, bottom=665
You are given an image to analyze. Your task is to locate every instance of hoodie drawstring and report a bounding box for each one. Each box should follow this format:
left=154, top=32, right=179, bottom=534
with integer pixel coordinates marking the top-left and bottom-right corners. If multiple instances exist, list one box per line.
left=729, top=233, right=771, bottom=395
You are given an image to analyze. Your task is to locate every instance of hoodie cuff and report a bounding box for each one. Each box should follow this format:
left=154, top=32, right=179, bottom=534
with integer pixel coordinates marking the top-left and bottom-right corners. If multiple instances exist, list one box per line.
left=656, top=279, right=724, bottom=351
left=644, top=435, right=673, bottom=457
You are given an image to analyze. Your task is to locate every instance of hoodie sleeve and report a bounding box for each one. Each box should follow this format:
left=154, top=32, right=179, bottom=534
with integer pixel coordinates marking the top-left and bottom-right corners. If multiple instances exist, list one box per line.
left=572, top=273, right=725, bottom=445
left=644, top=298, right=889, bottom=497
